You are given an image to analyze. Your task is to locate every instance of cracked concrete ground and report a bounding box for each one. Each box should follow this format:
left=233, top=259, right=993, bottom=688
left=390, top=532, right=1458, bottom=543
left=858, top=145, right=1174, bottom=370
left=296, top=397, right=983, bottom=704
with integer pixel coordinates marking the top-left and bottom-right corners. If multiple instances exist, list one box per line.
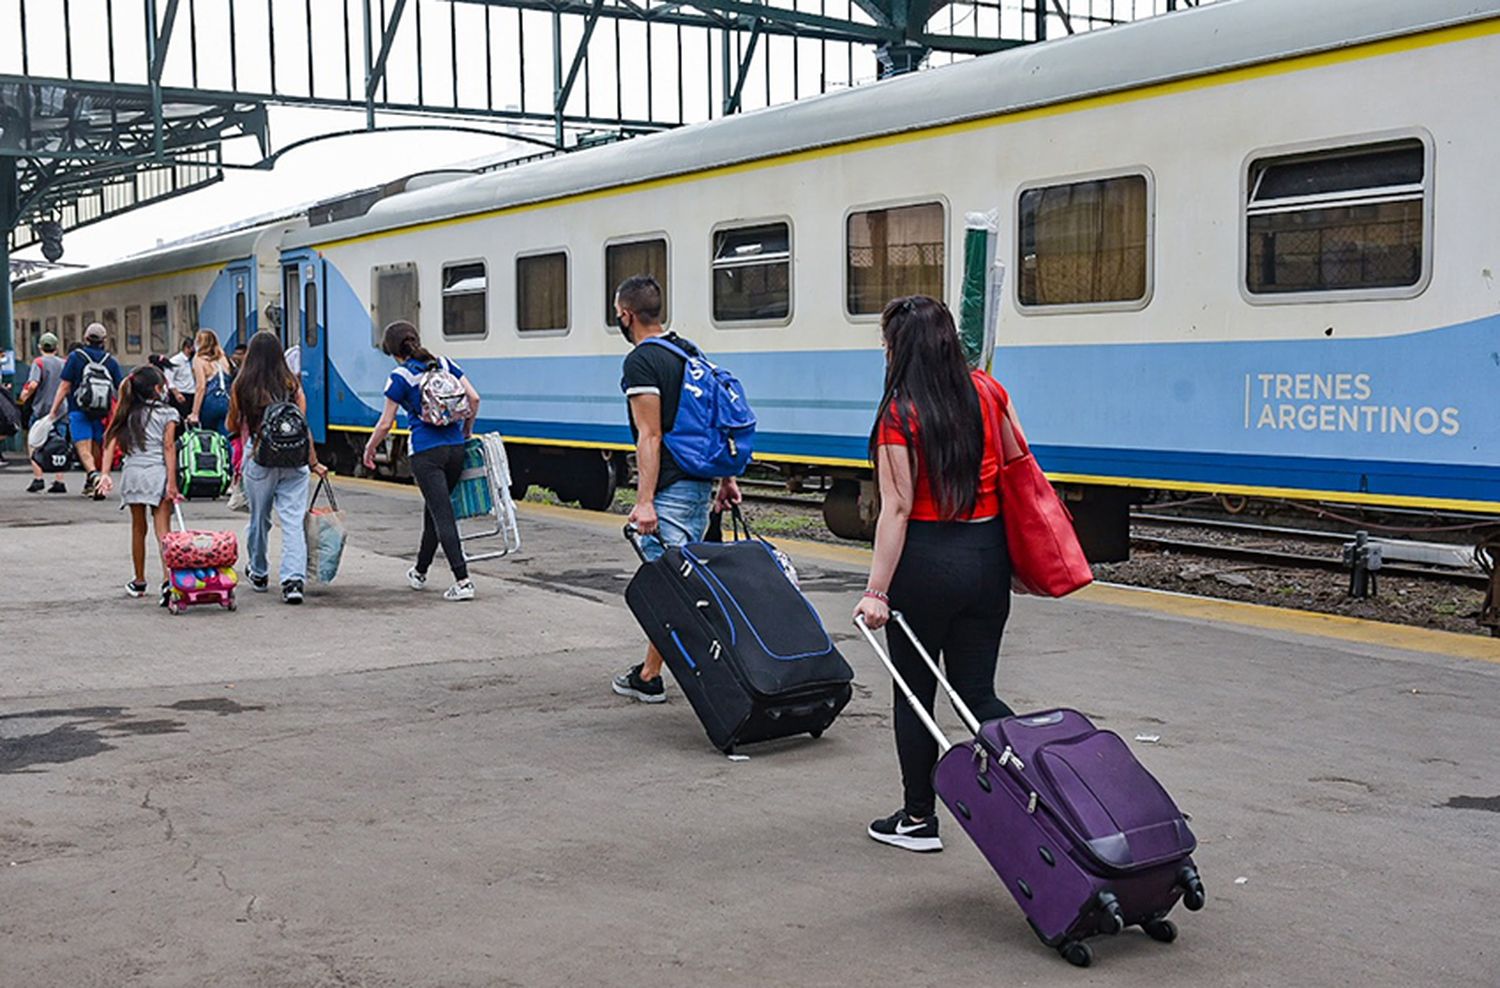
left=3, top=469, right=1499, bottom=986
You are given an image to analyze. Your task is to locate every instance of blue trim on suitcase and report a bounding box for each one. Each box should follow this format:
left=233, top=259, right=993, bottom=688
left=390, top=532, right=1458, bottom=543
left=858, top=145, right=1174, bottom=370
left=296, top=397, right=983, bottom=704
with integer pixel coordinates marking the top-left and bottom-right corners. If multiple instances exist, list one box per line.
left=681, top=556, right=737, bottom=647
left=682, top=544, right=835, bottom=662
left=669, top=629, right=697, bottom=670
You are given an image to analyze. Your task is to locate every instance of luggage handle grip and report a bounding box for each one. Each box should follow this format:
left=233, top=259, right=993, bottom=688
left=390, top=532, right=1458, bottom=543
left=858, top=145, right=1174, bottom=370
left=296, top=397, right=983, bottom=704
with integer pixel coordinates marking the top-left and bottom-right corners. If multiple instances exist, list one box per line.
left=623, top=523, right=649, bottom=563
left=854, top=613, right=953, bottom=755
left=889, top=611, right=985, bottom=740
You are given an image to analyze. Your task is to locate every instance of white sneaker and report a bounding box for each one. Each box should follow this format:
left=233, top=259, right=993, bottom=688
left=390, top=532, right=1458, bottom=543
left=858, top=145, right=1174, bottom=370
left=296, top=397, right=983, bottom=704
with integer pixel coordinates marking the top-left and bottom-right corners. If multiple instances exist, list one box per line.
left=443, top=579, right=475, bottom=602
left=407, top=566, right=427, bottom=591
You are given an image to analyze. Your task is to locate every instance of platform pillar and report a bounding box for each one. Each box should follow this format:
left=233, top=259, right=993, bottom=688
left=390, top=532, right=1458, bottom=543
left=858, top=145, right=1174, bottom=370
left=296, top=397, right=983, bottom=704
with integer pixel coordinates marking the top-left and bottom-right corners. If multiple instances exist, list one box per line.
left=0, top=156, right=15, bottom=366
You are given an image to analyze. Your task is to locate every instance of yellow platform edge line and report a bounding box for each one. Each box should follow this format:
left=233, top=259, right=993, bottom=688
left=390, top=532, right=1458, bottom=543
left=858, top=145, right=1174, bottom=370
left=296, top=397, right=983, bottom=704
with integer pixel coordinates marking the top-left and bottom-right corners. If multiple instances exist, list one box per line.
left=333, top=475, right=1500, bottom=665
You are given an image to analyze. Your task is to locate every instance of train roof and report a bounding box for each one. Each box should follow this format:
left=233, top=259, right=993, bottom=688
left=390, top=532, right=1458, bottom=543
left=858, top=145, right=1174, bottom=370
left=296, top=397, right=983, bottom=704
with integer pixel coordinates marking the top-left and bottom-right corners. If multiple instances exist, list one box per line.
left=288, top=0, right=1500, bottom=249
left=13, top=220, right=303, bottom=301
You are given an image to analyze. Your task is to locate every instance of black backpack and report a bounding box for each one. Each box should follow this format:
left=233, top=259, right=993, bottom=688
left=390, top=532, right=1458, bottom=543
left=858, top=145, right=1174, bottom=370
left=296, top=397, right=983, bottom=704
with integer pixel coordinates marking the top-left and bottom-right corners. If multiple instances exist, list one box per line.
left=254, top=400, right=311, bottom=468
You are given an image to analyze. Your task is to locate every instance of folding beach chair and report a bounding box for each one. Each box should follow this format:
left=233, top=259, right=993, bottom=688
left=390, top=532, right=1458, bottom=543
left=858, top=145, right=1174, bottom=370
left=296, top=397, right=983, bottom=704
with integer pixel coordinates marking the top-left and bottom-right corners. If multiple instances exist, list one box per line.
left=449, top=433, right=522, bottom=562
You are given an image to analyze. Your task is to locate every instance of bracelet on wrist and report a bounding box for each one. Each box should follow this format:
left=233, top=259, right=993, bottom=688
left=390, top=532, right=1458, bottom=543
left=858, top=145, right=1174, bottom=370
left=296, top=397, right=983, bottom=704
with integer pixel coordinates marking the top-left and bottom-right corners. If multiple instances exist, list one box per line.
left=862, top=589, right=889, bottom=603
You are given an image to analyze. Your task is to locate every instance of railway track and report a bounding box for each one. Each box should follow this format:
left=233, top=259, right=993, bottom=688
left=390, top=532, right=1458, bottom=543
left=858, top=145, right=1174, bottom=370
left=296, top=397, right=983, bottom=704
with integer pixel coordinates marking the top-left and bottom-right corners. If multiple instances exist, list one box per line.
left=1129, top=524, right=1491, bottom=589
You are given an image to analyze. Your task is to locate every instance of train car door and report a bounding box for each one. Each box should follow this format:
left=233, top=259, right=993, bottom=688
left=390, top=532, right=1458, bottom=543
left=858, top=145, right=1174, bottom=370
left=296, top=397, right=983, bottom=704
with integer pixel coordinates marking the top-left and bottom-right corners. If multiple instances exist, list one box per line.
left=281, top=250, right=328, bottom=443
left=225, top=259, right=256, bottom=348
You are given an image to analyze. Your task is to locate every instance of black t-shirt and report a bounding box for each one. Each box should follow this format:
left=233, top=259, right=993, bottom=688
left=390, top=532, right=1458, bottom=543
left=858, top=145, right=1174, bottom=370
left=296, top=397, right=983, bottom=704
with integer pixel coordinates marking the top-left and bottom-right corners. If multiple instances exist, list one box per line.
left=621, top=332, right=695, bottom=491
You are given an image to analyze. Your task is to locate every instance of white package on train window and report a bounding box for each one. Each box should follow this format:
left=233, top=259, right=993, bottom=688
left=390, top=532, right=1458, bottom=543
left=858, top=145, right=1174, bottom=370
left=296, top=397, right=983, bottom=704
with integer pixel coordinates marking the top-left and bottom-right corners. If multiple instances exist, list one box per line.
left=712, top=221, right=791, bottom=324
left=1245, top=137, right=1428, bottom=300
left=442, top=261, right=488, bottom=339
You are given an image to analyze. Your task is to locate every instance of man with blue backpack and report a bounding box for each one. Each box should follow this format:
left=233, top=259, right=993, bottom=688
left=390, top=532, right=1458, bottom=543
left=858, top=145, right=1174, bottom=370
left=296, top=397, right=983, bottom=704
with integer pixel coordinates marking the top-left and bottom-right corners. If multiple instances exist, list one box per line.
left=612, top=275, right=751, bottom=703
left=47, top=322, right=124, bottom=500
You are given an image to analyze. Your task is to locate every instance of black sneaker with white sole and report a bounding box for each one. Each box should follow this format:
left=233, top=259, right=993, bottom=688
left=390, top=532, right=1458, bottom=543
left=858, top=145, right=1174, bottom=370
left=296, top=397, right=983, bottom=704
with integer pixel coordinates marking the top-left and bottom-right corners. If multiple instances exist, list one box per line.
left=867, top=809, right=943, bottom=853
left=611, top=663, right=666, bottom=703
left=249, top=573, right=269, bottom=593
left=282, top=579, right=304, bottom=605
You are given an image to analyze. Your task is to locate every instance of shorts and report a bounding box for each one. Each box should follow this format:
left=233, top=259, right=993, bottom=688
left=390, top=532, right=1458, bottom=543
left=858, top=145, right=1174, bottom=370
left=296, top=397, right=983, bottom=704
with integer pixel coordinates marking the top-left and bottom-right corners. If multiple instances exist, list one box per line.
left=67, top=410, right=105, bottom=446
left=638, top=479, right=714, bottom=562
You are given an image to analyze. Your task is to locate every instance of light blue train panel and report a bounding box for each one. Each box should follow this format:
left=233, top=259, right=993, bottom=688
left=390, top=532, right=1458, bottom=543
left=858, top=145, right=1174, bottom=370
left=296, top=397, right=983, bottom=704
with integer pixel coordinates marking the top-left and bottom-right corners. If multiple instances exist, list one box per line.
left=197, top=259, right=257, bottom=349
left=317, top=249, right=1500, bottom=508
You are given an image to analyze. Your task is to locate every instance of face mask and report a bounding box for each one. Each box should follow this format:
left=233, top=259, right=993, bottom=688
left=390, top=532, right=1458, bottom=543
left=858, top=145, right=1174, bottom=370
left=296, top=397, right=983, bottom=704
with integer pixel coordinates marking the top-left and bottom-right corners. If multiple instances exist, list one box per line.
left=616, top=311, right=634, bottom=343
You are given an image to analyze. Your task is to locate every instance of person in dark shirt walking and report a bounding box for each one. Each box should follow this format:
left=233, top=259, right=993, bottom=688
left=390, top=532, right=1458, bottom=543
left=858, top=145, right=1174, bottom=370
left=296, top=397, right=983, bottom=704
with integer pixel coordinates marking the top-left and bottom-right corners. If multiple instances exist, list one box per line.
left=611, top=275, right=741, bottom=703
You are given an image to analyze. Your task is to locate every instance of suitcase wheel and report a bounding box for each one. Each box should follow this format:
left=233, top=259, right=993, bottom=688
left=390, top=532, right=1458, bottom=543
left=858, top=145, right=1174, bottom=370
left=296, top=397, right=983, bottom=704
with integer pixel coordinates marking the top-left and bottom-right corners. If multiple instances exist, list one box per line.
left=1178, top=865, right=1207, bottom=911
left=1058, top=941, right=1093, bottom=968
left=1142, top=919, right=1178, bottom=944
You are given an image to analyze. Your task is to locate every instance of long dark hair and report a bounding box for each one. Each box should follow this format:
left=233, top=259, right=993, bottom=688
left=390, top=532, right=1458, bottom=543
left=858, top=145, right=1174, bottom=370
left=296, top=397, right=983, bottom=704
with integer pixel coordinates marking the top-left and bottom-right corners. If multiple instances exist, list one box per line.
left=868, top=295, right=984, bottom=520
left=105, top=365, right=167, bottom=455
left=231, top=330, right=298, bottom=433
left=381, top=321, right=438, bottom=368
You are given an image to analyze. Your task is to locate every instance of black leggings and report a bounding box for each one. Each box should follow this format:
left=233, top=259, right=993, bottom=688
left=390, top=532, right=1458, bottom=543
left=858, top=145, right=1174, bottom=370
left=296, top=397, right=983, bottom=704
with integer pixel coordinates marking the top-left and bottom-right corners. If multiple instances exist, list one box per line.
left=887, top=519, right=1014, bottom=818
left=411, top=443, right=469, bottom=581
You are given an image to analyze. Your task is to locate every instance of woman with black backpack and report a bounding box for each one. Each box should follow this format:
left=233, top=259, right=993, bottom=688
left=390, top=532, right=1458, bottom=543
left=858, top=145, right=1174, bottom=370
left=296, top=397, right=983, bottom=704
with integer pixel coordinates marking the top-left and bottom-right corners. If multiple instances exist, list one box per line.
left=362, top=321, right=481, bottom=602
left=227, top=330, right=327, bottom=605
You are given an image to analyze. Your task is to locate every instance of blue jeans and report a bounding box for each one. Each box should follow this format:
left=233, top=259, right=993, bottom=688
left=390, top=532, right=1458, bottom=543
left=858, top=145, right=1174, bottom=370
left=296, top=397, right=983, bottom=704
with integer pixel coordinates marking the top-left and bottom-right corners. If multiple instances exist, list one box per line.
left=639, top=479, right=713, bottom=562
left=243, top=458, right=310, bottom=584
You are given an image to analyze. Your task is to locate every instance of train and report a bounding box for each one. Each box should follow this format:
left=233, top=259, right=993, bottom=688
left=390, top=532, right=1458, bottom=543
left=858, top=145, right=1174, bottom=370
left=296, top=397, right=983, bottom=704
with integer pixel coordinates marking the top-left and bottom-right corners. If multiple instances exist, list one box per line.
left=13, top=0, right=1500, bottom=557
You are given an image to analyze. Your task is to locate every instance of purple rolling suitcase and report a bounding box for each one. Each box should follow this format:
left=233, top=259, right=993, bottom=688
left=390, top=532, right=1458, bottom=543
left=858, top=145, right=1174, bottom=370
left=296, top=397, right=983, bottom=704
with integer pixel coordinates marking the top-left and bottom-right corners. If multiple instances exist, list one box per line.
left=857, top=613, right=1205, bottom=968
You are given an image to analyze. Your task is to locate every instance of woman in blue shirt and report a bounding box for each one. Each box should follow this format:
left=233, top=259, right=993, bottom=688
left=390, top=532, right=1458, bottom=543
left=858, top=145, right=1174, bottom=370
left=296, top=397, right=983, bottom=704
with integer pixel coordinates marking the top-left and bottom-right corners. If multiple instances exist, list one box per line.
left=362, top=321, right=482, bottom=601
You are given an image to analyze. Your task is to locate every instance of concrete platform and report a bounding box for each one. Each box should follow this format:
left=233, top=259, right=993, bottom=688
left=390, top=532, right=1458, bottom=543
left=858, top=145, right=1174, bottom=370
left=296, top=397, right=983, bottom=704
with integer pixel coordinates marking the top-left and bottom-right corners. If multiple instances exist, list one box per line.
left=3, top=467, right=1499, bottom=987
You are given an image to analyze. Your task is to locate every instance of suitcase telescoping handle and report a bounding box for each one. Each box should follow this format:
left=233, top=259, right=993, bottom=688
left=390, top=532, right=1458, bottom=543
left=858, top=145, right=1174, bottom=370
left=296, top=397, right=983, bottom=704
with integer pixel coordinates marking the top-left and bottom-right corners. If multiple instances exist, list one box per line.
left=854, top=611, right=987, bottom=750
left=172, top=502, right=187, bottom=533
left=855, top=612, right=955, bottom=755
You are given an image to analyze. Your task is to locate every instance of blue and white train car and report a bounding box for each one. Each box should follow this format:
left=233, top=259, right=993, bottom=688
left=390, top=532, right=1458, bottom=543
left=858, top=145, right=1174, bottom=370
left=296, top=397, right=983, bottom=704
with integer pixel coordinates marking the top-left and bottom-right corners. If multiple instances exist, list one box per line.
left=16, top=0, right=1499, bottom=554
left=13, top=221, right=303, bottom=364
left=281, top=0, right=1500, bottom=546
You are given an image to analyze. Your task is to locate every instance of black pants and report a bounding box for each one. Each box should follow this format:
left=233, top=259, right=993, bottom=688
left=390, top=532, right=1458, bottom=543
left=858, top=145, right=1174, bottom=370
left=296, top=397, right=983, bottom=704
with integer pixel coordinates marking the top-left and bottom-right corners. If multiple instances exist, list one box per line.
left=410, top=444, right=469, bottom=581
left=887, top=519, right=1014, bottom=818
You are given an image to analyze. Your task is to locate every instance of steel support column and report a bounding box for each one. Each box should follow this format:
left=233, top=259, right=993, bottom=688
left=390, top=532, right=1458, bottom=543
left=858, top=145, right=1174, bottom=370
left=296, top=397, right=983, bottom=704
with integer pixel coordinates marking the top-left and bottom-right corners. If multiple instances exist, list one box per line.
left=0, top=156, right=15, bottom=366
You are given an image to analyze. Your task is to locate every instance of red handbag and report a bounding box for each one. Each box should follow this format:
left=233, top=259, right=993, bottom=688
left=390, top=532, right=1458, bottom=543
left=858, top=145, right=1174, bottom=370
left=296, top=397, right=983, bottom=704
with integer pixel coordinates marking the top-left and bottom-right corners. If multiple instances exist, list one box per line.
left=980, top=376, right=1093, bottom=597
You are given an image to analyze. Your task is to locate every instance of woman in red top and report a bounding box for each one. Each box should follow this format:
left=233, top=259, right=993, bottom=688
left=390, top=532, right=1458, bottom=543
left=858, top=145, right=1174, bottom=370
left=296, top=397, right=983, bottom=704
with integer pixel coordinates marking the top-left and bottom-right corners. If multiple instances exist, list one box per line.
left=854, top=295, right=1016, bottom=853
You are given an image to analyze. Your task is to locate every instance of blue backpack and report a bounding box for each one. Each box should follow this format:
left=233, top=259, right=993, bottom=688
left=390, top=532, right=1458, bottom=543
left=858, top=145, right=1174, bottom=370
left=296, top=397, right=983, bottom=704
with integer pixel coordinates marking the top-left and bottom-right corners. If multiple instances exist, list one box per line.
left=642, top=336, right=756, bottom=479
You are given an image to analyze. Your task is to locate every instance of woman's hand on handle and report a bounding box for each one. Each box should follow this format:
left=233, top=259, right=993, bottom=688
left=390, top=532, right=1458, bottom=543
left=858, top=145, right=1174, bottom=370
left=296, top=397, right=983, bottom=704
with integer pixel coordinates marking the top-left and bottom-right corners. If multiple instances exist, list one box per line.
left=853, top=594, right=890, bottom=630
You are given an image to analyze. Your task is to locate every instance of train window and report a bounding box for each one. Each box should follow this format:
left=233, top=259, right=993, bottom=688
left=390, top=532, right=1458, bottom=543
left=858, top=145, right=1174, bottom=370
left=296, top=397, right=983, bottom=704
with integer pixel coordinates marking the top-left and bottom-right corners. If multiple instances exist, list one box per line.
left=62, top=314, right=77, bottom=349
left=517, top=252, right=569, bottom=334
left=181, top=295, right=199, bottom=348
left=234, top=291, right=247, bottom=345
left=371, top=262, right=420, bottom=348
left=441, top=261, right=488, bottom=338
left=124, top=306, right=143, bottom=354
left=45, top=316, right=59, bottom=348
left=1018, top=174, right=1149, bottom=308
left=605, top=238, right=669, bottom=326
left=282, top=267, right=300, bottom=348
left=81, top=310, right=95, bottom=337
left=303, top=280, right=319, bottom=348
left=1246, top=138, right=1427, bottom=297
left=846, top=202, right=946, bottom=316
left=101, top=309, right=119, bottom=354
left=713, top=222, right=791, bottom=323
left=149, top=304, right=170, bottom=354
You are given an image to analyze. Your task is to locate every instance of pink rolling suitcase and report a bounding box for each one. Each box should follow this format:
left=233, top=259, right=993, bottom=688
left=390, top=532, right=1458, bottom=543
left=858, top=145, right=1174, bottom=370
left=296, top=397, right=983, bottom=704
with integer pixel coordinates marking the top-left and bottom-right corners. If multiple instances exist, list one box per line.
left=163, top=505, right=239, bottom=615
left=857, top=613, right=1205, bottom=968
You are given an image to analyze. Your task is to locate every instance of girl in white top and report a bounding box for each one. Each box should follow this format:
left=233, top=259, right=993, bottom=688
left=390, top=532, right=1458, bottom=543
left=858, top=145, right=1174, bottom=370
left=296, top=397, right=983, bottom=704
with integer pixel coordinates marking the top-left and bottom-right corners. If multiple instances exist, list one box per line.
left=98, top=364, right=182, bottom=604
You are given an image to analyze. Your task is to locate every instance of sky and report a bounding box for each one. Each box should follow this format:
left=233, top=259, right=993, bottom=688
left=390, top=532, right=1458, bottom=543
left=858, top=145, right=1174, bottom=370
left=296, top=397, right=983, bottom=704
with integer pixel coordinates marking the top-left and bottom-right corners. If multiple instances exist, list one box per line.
left=5, top=0, right=1196, bottom=268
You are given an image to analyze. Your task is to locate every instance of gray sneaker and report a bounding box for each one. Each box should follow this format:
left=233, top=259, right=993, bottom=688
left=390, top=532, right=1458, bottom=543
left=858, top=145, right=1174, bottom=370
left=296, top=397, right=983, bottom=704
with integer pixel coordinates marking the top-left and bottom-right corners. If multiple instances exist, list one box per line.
left=611, top=664, right=666, bottom=703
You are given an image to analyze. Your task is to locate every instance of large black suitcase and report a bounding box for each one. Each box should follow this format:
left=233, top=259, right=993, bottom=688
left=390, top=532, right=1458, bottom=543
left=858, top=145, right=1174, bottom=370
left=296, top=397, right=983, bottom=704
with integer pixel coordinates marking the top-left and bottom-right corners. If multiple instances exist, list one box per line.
left=624, top=519, right=853, bottom=753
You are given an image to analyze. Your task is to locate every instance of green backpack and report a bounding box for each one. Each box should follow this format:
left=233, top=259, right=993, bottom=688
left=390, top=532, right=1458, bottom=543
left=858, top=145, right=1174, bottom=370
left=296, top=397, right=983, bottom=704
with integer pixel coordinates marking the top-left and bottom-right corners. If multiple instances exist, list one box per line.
left=177, top=428, right=233, bottom=500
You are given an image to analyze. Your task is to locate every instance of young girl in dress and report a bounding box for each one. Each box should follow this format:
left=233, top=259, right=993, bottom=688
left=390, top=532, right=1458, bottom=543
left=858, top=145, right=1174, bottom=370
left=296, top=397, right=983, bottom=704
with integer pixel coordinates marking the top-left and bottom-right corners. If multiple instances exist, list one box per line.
left=97, top=365, right=182, bottom=605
